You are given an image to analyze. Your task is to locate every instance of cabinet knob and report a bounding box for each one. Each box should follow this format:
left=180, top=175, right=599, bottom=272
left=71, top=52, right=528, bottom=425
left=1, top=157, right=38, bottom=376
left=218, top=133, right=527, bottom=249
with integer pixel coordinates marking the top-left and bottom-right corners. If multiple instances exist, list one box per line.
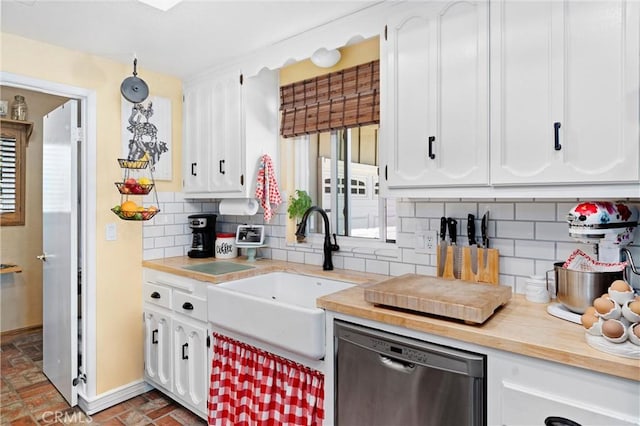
left=182, top=302, right=194, bottom=311
left=150, top=291, right=161, bottom=299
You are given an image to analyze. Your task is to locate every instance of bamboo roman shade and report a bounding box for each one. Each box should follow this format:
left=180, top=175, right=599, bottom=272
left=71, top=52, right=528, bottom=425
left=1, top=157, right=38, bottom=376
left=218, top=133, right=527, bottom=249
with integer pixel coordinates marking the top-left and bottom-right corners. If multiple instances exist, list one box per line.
left=280, top=60, right=379, bottom=138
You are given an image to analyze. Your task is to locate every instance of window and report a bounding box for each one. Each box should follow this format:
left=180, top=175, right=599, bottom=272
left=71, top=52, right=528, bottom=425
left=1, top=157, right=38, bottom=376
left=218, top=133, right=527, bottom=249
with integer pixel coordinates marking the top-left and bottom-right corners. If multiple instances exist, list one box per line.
left=281, top=58, right=395, bottom=242
left=295, top=126, right=396, bottom=242
left=0, top=120, right=30, bottom=226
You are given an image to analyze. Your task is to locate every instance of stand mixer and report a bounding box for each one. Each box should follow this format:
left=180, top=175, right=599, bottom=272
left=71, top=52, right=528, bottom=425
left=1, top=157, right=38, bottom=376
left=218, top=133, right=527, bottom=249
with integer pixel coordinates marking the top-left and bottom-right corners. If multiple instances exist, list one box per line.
left=547, top=201, right=640, bottom=322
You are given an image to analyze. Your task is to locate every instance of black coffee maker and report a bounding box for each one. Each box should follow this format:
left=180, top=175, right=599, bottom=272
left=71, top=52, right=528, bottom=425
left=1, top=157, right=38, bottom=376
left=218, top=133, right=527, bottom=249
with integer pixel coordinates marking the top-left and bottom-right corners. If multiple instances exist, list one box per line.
left=187, top=214, right=217, bottom=258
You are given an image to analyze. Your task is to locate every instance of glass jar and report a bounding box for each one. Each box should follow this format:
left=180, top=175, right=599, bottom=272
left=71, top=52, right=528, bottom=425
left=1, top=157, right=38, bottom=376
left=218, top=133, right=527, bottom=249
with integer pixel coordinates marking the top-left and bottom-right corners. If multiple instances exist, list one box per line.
left=11, top=95, right=27, bottom=121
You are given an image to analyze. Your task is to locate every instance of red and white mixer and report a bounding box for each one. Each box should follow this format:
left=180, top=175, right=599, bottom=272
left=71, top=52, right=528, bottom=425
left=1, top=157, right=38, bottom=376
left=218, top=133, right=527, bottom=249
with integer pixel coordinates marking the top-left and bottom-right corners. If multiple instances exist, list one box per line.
left=567, top=201, right=639, bottom=267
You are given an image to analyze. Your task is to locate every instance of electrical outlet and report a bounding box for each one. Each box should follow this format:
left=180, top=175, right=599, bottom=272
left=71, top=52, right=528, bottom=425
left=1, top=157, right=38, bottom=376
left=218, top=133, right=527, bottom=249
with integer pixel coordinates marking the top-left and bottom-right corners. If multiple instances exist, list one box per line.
left=415, top=230, right=438, bottom=254
left=424, top=230, right=438, bottom=254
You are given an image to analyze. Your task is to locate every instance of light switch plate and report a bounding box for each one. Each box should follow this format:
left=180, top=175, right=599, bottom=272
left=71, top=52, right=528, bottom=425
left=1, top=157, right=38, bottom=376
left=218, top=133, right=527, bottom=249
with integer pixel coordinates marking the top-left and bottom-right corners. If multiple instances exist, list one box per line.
left=106, top=223, right=117, bottom=241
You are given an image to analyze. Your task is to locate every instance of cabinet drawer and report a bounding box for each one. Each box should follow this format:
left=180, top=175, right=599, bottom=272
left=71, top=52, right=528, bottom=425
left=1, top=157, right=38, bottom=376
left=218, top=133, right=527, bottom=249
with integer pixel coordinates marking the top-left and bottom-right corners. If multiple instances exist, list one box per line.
left=144, top=282, right=172, bottom=309
left=173, top=291, right=207, bottom=322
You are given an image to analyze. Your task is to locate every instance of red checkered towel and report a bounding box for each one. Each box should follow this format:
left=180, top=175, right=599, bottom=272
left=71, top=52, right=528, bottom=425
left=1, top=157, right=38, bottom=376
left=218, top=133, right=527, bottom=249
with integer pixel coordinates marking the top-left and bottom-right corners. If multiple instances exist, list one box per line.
left=208, top=333, right=324, bottom=426
left=254, top=154, right=282, bottom=223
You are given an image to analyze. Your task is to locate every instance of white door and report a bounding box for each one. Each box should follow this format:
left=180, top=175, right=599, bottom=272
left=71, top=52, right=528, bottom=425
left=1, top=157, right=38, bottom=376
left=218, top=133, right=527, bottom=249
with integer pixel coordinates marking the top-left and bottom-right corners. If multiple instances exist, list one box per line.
left=183, top=80, right=213, bottom=193
left=173, top=317, right=208, bottom=415
left=143, top=308, right=173, bottom=390
left=209, top=71, right=244, bottom=195
left=384, top=1, right=488, bottom=188
left=42, top=99, right=79, bottom=406
left=490, top=0, right=639, bottom=184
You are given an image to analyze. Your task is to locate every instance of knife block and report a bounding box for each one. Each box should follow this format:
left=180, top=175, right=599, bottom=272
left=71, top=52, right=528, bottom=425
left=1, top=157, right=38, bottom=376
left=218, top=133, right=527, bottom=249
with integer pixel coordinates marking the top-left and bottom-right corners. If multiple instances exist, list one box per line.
left=437, top=245, right=500, bottom=285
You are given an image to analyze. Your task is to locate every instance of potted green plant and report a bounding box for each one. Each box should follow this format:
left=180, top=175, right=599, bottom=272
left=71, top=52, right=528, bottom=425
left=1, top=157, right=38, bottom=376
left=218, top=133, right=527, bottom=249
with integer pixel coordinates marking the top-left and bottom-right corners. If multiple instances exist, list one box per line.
left=287, top=189, right=312, bottom=224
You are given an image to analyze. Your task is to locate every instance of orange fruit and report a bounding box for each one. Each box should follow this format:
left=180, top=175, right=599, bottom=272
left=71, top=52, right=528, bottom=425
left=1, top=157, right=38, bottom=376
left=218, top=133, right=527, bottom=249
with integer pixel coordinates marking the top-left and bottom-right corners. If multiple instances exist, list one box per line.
left=121, top=200, right=138, bottom=217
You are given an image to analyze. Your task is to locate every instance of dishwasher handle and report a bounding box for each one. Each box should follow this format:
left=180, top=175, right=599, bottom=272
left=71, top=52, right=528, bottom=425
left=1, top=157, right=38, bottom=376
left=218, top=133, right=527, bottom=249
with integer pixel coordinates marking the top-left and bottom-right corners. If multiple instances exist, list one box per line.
left=379, top=355, right=416, bottom=374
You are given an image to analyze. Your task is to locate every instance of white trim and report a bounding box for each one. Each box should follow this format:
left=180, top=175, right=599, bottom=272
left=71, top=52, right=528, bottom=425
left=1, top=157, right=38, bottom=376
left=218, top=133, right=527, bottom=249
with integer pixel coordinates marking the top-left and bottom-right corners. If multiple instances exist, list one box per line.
left=0, top=71, right=98, bottom=401
left=78, top=380, right=152, bottom=415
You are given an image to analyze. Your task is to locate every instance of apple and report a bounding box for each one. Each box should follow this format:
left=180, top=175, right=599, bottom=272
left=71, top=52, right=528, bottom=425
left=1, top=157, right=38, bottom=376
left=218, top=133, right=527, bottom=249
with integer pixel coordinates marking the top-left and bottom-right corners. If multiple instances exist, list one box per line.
left=124, top=177, right=137, bottom=189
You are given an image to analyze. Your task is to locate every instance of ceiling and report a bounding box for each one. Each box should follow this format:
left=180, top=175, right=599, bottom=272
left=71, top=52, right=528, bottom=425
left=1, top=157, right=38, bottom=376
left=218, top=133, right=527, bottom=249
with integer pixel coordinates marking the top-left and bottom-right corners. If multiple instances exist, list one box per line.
left=0, top=0, right=378, bottom=79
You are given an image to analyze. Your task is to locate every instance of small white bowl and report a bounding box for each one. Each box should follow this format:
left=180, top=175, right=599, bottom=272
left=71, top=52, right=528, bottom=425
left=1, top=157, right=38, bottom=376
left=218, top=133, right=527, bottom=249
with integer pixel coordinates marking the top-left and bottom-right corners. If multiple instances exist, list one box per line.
left=628, top=323, right=640, bottom=346
left=622, top=300, right=640, bottom=323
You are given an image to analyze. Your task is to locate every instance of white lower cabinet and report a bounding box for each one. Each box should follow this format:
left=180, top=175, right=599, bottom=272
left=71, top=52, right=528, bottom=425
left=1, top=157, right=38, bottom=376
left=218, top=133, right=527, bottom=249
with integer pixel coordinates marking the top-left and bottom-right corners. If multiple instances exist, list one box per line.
left=143, top=269, right=210, bottom=419
left=173, top=317, right=208, bottom=415
left=143, top=308, right=173, bottom=391
left=488, top=350, right=639, bottom=426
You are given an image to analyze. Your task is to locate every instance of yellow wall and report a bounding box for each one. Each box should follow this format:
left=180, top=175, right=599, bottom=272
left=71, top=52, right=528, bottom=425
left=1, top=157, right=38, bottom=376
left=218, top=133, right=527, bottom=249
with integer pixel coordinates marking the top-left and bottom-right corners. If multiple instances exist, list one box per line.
left=279, top=37, right=379, bottom=241
left=0, top=32, right=183, bottom=394
left=0, top=87, right=68, bottom=333
left=279, top=37, right=380, bottom=85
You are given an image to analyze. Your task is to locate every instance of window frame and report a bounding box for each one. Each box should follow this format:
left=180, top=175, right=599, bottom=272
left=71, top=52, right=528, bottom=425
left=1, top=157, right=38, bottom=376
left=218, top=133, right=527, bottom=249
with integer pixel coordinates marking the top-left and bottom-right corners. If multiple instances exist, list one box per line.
left=293, top=128, right=396, bottom=246
left=0, top=119, right=31, bottom=226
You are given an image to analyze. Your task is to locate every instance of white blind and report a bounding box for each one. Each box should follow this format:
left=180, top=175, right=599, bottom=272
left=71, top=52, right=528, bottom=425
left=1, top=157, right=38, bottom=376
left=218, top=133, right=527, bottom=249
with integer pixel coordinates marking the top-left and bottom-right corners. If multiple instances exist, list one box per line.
left=0, top=136, right=17, bottom=213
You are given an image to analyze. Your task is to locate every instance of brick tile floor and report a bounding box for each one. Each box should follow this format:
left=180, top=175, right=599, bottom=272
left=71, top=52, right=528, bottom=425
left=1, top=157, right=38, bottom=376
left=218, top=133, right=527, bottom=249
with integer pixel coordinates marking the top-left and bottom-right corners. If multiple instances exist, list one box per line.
left=1, top=329, right=207, bottom=425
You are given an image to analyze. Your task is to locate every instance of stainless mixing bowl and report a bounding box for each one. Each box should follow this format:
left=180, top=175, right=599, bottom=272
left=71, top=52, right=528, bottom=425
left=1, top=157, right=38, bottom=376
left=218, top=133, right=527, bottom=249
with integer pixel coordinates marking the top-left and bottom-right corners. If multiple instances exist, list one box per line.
left=553, top=262, right=623, bottom=314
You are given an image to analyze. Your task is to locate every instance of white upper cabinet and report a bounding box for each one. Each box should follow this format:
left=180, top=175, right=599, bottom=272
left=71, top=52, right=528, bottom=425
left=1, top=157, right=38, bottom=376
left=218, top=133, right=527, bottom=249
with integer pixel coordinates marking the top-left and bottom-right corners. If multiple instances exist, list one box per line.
left=490, top=0, right=640, bottom=185
left=383, top=1, right=489, bottom=188
left=182, top=79, right=213, bottom=194
left=182, top=68, right=279, bottom=198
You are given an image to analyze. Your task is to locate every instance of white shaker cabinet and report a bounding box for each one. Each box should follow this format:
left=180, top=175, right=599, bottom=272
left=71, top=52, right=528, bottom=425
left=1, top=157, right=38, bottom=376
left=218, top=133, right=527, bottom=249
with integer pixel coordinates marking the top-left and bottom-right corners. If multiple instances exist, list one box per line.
left=490, top=0, right=640, bottom=185
left=382, top=1, right=489, bottom=188
left=182, top=68, right=279, bottom=198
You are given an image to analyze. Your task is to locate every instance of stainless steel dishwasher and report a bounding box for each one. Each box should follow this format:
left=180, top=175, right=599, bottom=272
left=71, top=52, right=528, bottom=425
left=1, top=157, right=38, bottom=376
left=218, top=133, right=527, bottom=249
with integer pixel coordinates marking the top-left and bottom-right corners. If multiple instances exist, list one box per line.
left=334, top=321, right=485, bottom=426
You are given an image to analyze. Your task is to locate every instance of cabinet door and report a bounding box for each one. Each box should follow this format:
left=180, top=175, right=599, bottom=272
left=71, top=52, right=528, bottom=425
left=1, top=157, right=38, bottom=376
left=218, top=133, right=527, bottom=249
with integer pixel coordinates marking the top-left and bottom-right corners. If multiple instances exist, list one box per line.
left=173, top=318, right=208, bottom=416
left=491, top=0, right=639, bottom=184
left=209, top=72, right=244, bottom=195
left=488, top=351, right=639, bottom=426
left=560, top=0, right=639, bottom=183
left=384, top=1, right=489, bottom=188
left=183, top=80, right=213, bottom=193
left=143, top=308, right=173, bottom=391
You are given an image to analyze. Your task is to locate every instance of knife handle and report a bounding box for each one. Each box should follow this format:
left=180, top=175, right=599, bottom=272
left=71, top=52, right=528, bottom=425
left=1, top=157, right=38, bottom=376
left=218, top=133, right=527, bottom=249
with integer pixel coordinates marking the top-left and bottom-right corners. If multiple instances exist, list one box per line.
left=447, top=218, right=457, bottom=245
left=467, top=214, right=476, bottom=245
left=440, top=217, right=447, bottom=241
left=481, top=215, right=488, bottom=248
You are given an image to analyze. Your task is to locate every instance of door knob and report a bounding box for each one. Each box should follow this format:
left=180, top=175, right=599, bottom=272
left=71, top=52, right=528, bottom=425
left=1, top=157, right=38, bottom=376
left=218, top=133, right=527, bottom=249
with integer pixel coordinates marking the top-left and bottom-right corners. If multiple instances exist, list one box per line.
left=36, top=254, right=47, bottom=262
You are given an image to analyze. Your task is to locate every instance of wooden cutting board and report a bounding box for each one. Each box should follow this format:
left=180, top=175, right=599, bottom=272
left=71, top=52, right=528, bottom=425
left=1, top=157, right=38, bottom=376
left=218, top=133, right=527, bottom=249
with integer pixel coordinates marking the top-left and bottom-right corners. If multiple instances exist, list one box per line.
left=364, top=273, right=512, bottom=324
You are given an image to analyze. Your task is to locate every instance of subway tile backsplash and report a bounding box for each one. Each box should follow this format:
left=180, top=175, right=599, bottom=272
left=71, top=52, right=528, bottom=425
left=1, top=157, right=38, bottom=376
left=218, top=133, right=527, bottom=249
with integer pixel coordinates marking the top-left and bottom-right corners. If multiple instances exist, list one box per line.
left=143, top=193, right=640, bottom=293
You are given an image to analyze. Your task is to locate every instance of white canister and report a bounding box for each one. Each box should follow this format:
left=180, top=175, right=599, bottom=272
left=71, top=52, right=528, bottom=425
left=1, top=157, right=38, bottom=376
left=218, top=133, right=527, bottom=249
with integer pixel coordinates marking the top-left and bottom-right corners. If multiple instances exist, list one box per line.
left=215, top=233, right=237, bottom=259
left=525, top=275, right=550, bottom=303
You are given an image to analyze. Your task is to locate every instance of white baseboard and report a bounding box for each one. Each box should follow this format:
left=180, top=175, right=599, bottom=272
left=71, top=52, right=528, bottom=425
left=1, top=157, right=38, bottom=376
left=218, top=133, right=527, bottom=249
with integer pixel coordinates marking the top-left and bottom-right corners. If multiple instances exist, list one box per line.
left=78, top=380, right=153, bottom=415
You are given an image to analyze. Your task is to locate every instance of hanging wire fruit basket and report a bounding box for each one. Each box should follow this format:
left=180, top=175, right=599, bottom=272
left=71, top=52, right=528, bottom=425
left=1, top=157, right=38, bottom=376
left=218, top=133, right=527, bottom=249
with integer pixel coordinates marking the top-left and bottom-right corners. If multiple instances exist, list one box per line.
left=111, top=155, right=160, bottom=221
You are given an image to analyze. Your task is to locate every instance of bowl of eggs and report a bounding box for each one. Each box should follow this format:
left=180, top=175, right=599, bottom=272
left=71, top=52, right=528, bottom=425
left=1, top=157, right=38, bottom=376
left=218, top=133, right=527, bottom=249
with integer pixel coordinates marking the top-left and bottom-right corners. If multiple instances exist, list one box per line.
left=581, top=280, right=640, bottom=359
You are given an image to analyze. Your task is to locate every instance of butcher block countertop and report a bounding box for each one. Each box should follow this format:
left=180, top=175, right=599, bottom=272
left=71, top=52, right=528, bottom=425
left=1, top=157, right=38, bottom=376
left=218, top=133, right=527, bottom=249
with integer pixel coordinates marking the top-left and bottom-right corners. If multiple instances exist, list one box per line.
left=143, top=256, right=640, bottom=382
